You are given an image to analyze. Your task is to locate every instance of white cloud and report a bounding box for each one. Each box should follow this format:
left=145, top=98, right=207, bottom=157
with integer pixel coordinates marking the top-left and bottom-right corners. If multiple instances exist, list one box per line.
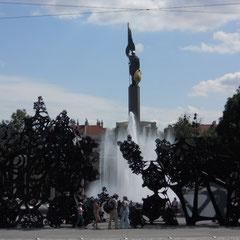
left=0, top=59, right=5, bottom=68
left=36, top=0, right=240, bottom=32
left=0, top=75, right=24, bottom=82
left=0, top=75, right=126, bottom=128
left=136, top=43, right=144, bottom=53
left=183, top=31, right=240, bottom=54
left=31, top=10, right=42, bottom=16
left=189, top=72, right=240, bottom=97
left=0, top=74, right=221, bottom=130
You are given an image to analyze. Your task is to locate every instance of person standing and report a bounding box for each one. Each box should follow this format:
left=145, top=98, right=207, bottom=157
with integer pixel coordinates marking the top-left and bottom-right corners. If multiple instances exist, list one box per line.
left=75, top=202, right=84, bottom=228
left=93, top=197, right=100, bottom=229
left=121, top=196, right=130, bottom=229
left=108, top=193, right=119, bottom=229
left=172, top=197, right=179, bottom=215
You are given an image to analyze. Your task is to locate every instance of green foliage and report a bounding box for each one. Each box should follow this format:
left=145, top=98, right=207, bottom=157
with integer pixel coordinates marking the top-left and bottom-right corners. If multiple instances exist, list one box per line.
left=217, top=86, right=240, bottom=163
left=165, top=113, right=218, bottom=139
left=217, top=86, right=240, bottom=143
left=166, top=113, right=201, bottom=139
left=1, top=109, right=31, bottom=132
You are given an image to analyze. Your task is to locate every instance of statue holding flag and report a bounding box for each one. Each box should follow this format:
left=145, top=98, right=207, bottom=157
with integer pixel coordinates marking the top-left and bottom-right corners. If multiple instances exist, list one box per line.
left=126, top=23, right=142, bottom=85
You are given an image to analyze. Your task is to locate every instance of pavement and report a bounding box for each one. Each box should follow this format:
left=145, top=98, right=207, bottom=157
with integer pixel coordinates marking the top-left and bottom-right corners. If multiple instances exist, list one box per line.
left=0, top=217, right=240, bottom=240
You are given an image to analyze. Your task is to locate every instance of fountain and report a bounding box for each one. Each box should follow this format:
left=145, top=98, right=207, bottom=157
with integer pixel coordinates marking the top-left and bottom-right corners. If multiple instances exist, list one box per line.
left=86, top=112, right=164, bottom=202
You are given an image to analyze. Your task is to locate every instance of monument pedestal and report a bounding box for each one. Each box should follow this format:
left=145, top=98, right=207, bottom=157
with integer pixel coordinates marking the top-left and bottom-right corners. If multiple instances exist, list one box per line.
left=128, top=83, right=140, bottom=125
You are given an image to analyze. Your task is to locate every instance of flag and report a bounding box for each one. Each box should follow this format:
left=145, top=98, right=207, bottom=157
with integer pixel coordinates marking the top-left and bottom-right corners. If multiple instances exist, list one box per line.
left=125, top=23, right=135, bottom=56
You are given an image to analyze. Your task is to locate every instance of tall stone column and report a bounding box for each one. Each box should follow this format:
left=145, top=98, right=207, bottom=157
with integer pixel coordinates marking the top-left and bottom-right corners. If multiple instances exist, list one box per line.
left=129, top=83, right=140, bottom=125
left=126, top=24, right=141, bottom=127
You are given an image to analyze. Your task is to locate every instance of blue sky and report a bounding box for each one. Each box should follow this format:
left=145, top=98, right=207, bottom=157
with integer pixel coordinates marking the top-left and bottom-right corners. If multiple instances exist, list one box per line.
left=1, top=0, right=240, bottom=130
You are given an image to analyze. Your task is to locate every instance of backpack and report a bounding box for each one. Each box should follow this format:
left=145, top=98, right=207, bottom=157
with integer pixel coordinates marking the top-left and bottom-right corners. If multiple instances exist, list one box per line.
left=103, top=198, right=115, bottom=213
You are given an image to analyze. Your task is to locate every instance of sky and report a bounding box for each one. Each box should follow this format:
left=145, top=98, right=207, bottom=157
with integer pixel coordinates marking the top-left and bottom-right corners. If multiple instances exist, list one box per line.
left=1, top=0, right=240, bottom=131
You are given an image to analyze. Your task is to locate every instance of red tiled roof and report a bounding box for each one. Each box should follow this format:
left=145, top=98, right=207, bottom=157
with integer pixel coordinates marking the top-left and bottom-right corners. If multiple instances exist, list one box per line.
left=199, top=124, right=211, bottom=133
left=77, top=125, right=106, bottom=135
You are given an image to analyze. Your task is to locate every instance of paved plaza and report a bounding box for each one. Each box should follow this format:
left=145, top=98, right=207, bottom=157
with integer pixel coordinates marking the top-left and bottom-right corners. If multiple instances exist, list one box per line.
left=1, top=218, right=240, bottom=240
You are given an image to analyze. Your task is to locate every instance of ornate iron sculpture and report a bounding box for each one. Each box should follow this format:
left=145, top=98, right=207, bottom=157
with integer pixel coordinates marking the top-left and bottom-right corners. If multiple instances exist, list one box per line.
left=129, top=203, right=145, bottom=228
left=0, top=96, right=99, bottom=228
left=117, top=135, right=145, bottom=175
left=118, top=134, right=240, bottom=226
left=142, top=161, right=167, bottom=193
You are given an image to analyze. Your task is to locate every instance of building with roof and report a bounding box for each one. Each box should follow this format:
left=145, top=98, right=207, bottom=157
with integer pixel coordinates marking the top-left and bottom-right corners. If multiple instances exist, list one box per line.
left=198, top=121, right=217, bottom=134
left=77, top=119, right=106, bottom=142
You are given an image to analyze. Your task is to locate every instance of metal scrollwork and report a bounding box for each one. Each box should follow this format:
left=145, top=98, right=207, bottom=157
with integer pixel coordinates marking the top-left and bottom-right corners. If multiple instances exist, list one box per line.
left=0, top=96, right=99, bottom=228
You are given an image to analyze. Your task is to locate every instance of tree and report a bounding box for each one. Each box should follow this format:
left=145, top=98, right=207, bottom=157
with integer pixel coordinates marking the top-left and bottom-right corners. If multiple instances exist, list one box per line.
left=216, top=85, right=240, bottom=174
left=1, top=109, right=31, bottom=132
left=165, top=113, right=201, bottom=139
left=217, top=86, right=240, bottom=145
left=165, top=113, right=218, bottom=139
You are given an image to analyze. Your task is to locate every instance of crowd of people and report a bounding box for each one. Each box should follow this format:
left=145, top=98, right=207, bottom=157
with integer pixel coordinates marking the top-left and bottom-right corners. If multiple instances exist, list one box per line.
left=75, top=193, right=180, bottom=230
left=75, top=193, right=131, bottom=230
left=3, top=193, right=179, bottom=229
